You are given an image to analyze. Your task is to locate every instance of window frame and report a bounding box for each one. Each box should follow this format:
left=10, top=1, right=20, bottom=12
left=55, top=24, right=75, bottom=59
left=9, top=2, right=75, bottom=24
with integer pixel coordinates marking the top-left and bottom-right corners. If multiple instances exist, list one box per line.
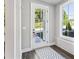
left=60, top=0, right=74, bottom=42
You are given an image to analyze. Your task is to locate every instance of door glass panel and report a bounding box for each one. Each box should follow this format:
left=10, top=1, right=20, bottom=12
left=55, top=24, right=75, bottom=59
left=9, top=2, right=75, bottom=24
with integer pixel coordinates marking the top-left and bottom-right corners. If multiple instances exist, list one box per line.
left=31, top=3, right=49, bottom=43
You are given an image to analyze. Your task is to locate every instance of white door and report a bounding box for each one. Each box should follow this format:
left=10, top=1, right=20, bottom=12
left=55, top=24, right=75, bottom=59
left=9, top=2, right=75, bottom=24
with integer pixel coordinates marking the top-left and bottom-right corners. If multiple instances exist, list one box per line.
left=31, top=2, right=49, bottom=48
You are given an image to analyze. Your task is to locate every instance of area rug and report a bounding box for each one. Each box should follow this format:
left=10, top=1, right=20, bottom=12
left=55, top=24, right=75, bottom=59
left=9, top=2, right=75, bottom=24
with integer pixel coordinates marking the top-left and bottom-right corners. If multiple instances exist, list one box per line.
left=35, top=47, right=66, bottom=59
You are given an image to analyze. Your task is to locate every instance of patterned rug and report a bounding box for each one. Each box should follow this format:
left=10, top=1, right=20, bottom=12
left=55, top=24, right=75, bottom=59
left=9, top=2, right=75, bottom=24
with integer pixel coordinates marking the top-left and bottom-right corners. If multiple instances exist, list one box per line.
left=35, top=47, right=66, bottom=59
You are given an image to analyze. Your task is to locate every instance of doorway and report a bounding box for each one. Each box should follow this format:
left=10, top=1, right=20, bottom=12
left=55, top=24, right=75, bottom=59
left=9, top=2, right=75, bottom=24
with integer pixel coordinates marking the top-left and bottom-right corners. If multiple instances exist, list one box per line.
left=31, top=2, right=49, bottom=48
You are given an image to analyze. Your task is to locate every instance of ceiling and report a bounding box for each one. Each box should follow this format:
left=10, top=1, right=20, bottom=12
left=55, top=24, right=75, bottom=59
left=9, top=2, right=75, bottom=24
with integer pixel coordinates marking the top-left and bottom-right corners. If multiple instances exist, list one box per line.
left=39, top=0, right=68, bottom=5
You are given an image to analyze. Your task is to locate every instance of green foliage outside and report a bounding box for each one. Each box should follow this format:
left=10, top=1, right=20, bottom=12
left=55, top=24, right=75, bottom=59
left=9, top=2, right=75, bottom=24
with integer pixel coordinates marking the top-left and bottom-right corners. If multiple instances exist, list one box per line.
left=63, top=10, right=72, bottom=31
left=66, top=21, right=72, bottom=30
left=63, top=11, right=69, bottom=25
left=35, top=8, right=43, bottom=29
left=34, top=22, right=43, bottom=29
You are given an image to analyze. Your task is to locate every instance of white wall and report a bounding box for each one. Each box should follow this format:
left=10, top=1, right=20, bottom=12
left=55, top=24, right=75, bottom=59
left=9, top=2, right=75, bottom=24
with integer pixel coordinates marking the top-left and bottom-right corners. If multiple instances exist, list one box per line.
left=54, top=4, right=74, bottom=55
left=21, top=0, right=55, bottom=49
left=21, top=0, right=31, bottom=49
left=5, top=0, right=14, bottom=59
left=5, top=0, right=22, bottom=59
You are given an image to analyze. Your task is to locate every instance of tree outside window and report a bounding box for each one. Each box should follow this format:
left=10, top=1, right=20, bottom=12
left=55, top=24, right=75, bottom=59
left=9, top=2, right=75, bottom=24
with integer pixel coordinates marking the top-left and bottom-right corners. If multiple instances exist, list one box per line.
left=62, top=2, right=74, bottom=37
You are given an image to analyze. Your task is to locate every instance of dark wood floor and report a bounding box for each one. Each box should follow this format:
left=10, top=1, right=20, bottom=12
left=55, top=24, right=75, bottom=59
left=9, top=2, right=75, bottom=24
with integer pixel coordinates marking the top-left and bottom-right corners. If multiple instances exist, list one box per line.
left=22, top=45, right=74, bottom=59
left=51, top=45, right=74, bottom=59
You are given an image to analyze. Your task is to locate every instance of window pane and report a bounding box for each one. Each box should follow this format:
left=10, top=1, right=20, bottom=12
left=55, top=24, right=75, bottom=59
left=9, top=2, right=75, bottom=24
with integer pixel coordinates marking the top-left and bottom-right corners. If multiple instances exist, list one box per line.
left=62, top=2, right=74, bottom=37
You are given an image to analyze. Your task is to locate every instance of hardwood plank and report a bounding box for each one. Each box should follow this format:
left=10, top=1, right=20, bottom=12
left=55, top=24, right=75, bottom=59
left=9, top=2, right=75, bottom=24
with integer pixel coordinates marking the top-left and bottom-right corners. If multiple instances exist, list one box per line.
left=51, top=45, right=74, bottom=59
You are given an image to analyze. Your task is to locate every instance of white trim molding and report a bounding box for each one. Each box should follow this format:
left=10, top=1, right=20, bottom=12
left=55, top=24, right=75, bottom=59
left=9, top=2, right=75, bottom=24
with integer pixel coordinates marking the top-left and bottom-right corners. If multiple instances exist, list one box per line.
left=59, top=0, right=74, bottom=42
left=14, top=0, right=21, bottom=59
